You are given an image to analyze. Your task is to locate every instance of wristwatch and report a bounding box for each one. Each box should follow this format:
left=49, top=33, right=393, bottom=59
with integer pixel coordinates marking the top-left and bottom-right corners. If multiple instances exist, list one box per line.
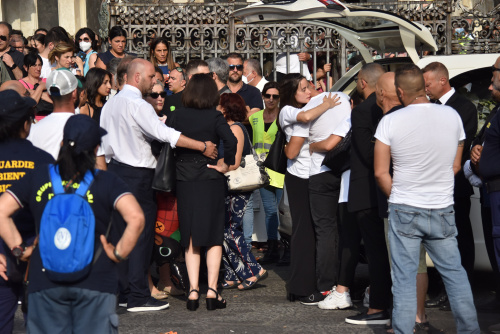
left=8, top=63, right=17, bottom=70
left=113, top=248, right=128, bottom=262
left=11, top=242, right=26, bottom=258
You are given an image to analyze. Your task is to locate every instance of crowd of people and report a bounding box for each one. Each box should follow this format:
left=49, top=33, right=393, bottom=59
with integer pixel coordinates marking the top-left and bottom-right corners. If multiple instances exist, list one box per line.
left=0, top=20, right=499, bottom=334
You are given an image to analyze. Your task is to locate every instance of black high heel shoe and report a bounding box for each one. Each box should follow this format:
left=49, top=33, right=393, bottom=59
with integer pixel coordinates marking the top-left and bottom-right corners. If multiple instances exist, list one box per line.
left=206, top=287, right=226, bottom=310
left=186, top=289, right=199, bottom=311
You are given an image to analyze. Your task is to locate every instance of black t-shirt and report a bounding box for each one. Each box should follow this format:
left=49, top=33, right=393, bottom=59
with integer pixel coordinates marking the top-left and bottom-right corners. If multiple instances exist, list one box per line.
left=2, top=47, right=26, bottom=79
left=0, top=139, right=53, bottom=286
left=237, top=83, right=264, bottom=111
left=162, top=91, right=183, bottom=118
left=7, top=165, right=131, bottom=294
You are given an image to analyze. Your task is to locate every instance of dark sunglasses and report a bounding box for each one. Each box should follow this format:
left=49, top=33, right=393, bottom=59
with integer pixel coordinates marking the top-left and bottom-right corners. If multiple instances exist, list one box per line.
left=175, top=67, right=184, bottom=72
left=147, top=92, right=166, bottom=99
left=492, top=66, right=500, bottom=72
left=0, top=35, right=7, bottom=42
left=229, top=64, right=243, bottom=71
left=79, top=37, right=91, bottom=42
left=263, top=93, right=279, bottom=99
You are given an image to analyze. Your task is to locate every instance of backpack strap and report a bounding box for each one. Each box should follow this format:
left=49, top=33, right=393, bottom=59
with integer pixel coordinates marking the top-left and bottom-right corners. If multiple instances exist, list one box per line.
left=75, top=170, right=94, bottom=197
left=49, top=165, right=65, bottom=195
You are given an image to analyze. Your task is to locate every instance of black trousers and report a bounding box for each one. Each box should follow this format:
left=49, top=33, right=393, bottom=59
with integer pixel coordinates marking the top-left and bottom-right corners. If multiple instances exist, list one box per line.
left=309, top=171, right=341, bottom=291
left=337, top=202, right=361, bottom=288
left=285, top=172, right=316, bottom=296
left=356, top=207, right=392, bottom=310
left=108, top=161, right=157, bottom=308
left=454, top=196, right=475, bottom=279
left=481, top=204, right=500, bottom=296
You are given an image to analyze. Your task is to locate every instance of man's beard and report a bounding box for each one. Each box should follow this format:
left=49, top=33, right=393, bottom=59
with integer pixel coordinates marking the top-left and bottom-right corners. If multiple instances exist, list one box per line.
left=228, top=75, right=242, bottom=84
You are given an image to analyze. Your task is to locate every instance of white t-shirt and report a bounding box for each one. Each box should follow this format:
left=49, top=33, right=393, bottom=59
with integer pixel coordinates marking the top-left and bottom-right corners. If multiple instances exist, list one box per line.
left=374, top=103, right=465, bottom=209
left=27, top=112, right=74, bottom=160
left=40, top=56, right=55, bottom=80
left=308, top=92, right=351, bottom=176
left=279, top=105, right=310, bottom=179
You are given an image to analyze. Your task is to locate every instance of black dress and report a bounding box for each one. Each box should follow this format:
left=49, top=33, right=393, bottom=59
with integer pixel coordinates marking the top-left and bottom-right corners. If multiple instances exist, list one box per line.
left=173, top=107, right=237, bottom=247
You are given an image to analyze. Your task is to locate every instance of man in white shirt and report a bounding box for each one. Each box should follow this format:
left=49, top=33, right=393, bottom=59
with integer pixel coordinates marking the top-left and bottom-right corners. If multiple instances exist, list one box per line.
left=98, top=58, right=216, bottom=313
left=243, top=59, right=268, bottom=93
left=28, top=70, right=79, bottom=159
left=374, top=64, right=479, bottom=334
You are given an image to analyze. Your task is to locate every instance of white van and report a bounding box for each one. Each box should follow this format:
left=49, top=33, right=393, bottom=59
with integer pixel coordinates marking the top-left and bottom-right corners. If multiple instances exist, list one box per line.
left=235, top=0, right=498, bottom=271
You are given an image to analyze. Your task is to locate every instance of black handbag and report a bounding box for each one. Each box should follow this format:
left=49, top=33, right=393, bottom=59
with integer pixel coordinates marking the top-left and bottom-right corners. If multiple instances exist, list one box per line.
left=152, top=113, right=176, bottom=193
left=321, top=128, right=352, bottom=177
left=263, top=128, right=287, bottom=174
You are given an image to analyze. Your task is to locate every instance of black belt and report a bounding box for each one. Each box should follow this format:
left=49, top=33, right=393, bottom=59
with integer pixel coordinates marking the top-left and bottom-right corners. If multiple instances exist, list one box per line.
left=110, top=159, right=155, bottom=171
left=486, top=177, right=500, bottom=193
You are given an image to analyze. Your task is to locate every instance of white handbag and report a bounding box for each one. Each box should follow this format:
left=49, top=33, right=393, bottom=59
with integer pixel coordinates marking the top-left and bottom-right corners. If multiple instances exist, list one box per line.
left=225, top=124, right=270, bottom=192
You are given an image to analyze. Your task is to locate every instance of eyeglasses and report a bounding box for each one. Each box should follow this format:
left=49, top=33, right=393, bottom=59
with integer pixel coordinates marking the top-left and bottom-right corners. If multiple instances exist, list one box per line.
left=492, top=66, right=500, bottom=72
left=208, top=72, right=214, bottom=77
left=147, top=91, right=166, bottom=99
left=0, top=35, right=7, bottom=42
left=79, top=37, right=91, bottom=42
left=263, top=93, right=279, bottom=99
left=229, top=64, right=243, bottom=71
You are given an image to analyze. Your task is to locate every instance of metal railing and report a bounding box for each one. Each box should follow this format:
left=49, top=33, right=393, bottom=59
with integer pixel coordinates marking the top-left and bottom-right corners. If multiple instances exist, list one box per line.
left=102, top=0, right=500, bottom=82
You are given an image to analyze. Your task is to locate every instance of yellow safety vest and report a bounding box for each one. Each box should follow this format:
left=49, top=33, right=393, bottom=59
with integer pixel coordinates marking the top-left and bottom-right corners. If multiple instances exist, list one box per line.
left=249, top=110, right=285, bottom=188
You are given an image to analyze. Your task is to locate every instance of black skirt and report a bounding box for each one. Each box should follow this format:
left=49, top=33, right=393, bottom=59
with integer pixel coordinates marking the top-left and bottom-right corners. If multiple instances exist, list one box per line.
left=176, top=178, right=226, bottom=248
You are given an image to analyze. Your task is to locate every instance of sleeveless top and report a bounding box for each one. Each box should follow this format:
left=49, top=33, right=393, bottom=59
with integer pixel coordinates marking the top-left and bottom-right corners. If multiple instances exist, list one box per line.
left=219, top=122, right=250, bottom=159
left=83, top=50, right=97, bottom=76
left=86, top=102, right=103, bottom=123
left=97, top=50, right=137, bottom=66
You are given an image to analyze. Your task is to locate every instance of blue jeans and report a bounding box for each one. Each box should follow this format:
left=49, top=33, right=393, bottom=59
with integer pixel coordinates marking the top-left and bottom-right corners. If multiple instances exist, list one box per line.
left=259, top=186, right=283, bottom=241
left=388, top=203, right=479, bottom=334
left=242, top=194, right=254, bottom=246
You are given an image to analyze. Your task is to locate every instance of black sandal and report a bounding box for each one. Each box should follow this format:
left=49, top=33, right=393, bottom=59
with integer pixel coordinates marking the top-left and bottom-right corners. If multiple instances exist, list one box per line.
left=206, top=287, right=226, bottom=310
left=186, top=289, right=199, bottom=311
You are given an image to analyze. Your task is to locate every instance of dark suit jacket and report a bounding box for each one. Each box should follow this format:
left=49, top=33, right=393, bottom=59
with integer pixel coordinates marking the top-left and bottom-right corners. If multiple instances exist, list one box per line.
left=445, top=91, right=478, bottom=198
left=348, top=92, right=384, bottom=213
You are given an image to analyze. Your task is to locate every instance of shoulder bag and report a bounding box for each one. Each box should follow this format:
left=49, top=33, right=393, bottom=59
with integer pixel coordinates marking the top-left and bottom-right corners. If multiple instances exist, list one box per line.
left=225, top=124, right=270, bottom=192
left=152, top=113, right=177, bottom=193
left=321, top=128, right=352, bottom=177
left=263, top=127, right=287, bottom=174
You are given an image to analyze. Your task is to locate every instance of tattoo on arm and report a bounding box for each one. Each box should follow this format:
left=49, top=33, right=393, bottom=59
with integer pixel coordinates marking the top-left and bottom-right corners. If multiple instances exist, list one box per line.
left=458, top=140, right=464, bottom=147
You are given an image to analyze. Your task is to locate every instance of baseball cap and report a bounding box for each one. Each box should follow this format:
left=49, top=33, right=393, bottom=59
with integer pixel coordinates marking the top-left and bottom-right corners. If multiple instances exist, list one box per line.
left=0, top=90, right=36, bottom=122
left=63, top=114, right=107, bottom=154
left=46, top=69, right=79, bottom=96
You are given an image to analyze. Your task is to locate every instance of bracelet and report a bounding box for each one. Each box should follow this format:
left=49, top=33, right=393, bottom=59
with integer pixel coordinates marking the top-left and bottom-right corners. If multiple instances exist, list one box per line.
left=113, top=248, right=128, bottom=262
left=202, top=141, right=207, bottom=153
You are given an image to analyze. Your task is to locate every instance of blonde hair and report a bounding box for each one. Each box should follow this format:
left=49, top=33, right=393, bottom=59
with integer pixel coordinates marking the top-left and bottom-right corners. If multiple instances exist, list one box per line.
left=48, top=42, right=74, bottom=64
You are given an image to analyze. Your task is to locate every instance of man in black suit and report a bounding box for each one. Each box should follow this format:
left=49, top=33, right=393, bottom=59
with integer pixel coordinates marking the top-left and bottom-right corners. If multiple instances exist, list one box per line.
left=345, top=63, right=392, bottom=325
left=422, top=62, right=478, bottom=311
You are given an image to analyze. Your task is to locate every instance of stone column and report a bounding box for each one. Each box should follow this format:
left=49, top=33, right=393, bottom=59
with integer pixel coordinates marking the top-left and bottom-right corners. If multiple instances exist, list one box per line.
left=1, top=0, right=38, bottom=35
left=58, top=0, right=87, bottom=36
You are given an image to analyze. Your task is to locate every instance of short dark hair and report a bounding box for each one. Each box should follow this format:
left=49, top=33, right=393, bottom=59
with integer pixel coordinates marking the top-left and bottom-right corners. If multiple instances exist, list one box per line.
left=11, top=29, right=23, bottom=37
left=108, top=26, right=127, bottom=40
left=45, top=26, right=71, bottom=46
left=422, top=61, right=449, bottom=80
left=395, top=63, right=425, bottom=93
left=0, top=106, right=34, bottom=141
left=185, top=59, right=208, bottom=78
left=34, top=28, right=48, bottom=35
left=116, top=56, right=136, bottom=87
left=262, top=81, right=279, bottom=95
left=182, top=73, right=219, bottom=109
left=85, top=67, right=111, bottom=107
left=219, top=93, right=247, bottom=122
left=23, top=52, right=42, bottom=70
left=279, top=73, right=306, bottom=110
left=227, top=53, right=244, bottom=62
left=75, top=27, right=97, bottom=53
left=0, top=22, right=12, bottom=36
left=154, top=65, right=164, bottom=77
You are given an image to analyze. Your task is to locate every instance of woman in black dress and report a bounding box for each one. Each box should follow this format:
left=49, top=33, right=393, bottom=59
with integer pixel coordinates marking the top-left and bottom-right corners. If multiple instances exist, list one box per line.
left=79, top=68, right=111, bottom=123
left=173, top=74, right=237, bottom=311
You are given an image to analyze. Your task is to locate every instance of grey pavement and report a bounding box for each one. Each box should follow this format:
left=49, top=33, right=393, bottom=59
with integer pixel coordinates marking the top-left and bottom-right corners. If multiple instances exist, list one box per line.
left=13, top=250, right=500, bottom=334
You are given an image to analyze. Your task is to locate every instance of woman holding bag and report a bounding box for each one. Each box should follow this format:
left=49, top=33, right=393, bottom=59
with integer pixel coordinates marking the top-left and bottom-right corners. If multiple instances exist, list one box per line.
left=212, top=93, right=268, bottom=291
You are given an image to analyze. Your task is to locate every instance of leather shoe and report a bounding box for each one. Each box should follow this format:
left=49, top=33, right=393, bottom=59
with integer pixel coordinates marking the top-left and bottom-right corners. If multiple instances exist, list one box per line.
left=425, top=292, right=448, bottom=308
left=345, top=310, right=390, bottom=325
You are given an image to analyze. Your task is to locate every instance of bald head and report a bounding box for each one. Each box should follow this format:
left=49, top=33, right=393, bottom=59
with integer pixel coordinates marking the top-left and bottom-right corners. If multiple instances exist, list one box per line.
left=395, top=64, right=426, bottom=106
left=357, top=62, right=386, bottom=98
left=127, top=58, right=156, bottom=94
left=376, top=72, right=400, bottom=113
left=0, top=80, right=27, bottom=96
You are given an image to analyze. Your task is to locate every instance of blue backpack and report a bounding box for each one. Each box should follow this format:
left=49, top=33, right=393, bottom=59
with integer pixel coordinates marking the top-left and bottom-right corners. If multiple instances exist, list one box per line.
left=39, top=165, right=97, bottom=282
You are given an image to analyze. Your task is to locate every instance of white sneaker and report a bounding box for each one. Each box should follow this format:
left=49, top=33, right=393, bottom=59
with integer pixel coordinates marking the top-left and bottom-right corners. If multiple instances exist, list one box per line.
left=318, top=287, right=353, bottom=310
left=363, top=286, right=370, bottom=307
